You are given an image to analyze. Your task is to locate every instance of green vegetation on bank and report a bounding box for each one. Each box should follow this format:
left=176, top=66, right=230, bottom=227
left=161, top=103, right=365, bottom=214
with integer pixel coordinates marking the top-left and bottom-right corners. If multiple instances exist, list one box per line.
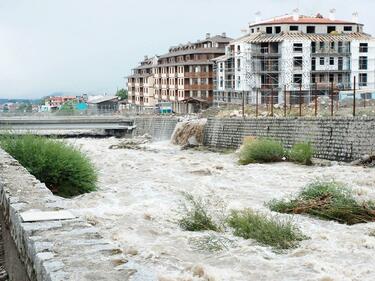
left=288, top=142, right=314, bottom=165
left=227, top=209, right=307, bottom=250
left=0, top=134, right=97, bottom=197
left=179, top=193, right=221, bottom=232
left=239, top=138, right=313, bottom=166
left=239, top=138, right=285, bottom=164
left=267, top=181, right=375, bottom=225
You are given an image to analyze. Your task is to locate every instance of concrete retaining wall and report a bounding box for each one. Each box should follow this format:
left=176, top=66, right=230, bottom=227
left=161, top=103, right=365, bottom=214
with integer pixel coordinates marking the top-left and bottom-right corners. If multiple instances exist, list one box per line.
left=0, top=149, right=131, bottom=281
left=133, top=116, right=178, bottom=140
left=203, top=117, right=375, bottom=162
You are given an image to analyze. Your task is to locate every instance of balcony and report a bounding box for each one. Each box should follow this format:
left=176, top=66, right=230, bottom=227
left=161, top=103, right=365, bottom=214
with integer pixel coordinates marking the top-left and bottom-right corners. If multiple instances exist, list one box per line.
left=184, top=84, right=213, bottom=91
left=184, top=72, right=214, bottom=78
left=311, top=47, right=351, bottom=56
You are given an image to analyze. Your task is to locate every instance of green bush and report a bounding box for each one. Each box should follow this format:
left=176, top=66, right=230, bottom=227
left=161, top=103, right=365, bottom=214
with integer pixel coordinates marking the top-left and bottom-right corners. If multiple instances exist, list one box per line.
left=239, top=138, right=285, bottom=165
left=179, top=193, right=220, bottom=232
left=289, top=142, right=314, bottom=165
left=0, top=134, right=97, bottom=197
left=227, top=209, right=307, bottom=250
left=267, top=181, right=375, bottom=225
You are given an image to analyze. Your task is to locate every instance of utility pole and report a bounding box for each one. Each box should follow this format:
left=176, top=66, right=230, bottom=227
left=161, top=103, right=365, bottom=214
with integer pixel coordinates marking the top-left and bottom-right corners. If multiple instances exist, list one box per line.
left=299, top=82, right=302, bottom=117
left=242, top=91, right=245, bottom=119
left=314, top=82, right=318, bottom=117
left=353, top=76, right=356, bottom=117
left=270, top=89, right=274, bottom=117
left=256, top=88, right=259, bottom=117
left=284, top=85, right=287, bottom=117
left=330, top=81, right=334, bottom=117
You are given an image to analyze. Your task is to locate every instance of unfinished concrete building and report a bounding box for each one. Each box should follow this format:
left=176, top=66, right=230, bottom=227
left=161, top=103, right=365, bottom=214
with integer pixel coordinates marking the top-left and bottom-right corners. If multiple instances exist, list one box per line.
left=214, top=10, right=375, bottom=105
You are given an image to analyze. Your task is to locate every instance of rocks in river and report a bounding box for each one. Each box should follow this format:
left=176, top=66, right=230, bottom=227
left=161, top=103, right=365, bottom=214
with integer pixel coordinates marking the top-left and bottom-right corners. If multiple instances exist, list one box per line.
left=351, top=155, right=375, bottom=167
left=109, top=134, right=152, bottom=150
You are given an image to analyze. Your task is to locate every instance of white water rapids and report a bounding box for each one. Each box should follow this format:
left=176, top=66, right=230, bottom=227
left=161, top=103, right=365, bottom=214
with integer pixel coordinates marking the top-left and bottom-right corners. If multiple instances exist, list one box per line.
left=63, top=138, right=375, bottom=281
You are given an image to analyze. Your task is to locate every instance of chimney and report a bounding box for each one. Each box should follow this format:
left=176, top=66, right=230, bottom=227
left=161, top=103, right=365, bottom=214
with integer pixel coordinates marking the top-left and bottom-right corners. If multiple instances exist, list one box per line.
left=352, top=12, right=359, bottom=23
left=206, top=33, right=211, bottom=39
left=293, top=8, right=299, bottom=21
left=255, top=11, right=261, bottom=23
left=221, top=32, right=227, bottom=37
left=329, top=8, right=336, bottom=21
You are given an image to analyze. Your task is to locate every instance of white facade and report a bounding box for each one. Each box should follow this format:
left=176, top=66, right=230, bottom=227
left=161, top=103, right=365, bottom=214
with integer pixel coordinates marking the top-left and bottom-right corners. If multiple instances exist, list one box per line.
left=214, top=13, right=375, bottom=105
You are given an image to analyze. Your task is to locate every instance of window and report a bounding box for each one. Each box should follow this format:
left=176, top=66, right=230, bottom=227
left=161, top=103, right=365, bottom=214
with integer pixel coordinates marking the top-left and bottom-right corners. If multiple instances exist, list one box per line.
left=220, top=78, right=223, bottom=87
left=320, top=74, right=325, bottom=82
left=319, top=42, right=325, bottom=50
left=320, top=57, right=325, bottom=65
left=329, top=57, right=334, bottom=65
left=237, top=58, right=241, bottom=71
left=293, top=74, right=302, bottom=84
left=344, top=26, right=353, bottom=31
left=330, top=42, right=335, bottom=50
left=275, top=26, right=281, bottom=33
left=237, top=77, right=241, bottom=87
left=266, top=27, right=272, bottom=34
left=219, top=62, right=223, bottom=72
left=293, top=43, right=303, bottom=52
left=359, top=56, right=368, bottom=70
left=327, top=26, right=336, bottom=33
left=307, top=26, right=315, bottom=33
left=329, top=74, right=334, bottom=82
left=251, top=28, right=254, bottom=33
left=360, top=43, right=368, bottom=53
left=359, top=73, right=368, bottom=86
left=293, top=57, right=303, bottom=70
left=290, top=25, right=298, bottom=31
left=237, top=45, right=241, bottom=52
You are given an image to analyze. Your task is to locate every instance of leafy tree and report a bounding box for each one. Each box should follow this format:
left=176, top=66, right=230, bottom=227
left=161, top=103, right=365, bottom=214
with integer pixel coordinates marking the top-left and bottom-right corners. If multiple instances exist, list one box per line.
left=116, top=89, right=128, bottom=100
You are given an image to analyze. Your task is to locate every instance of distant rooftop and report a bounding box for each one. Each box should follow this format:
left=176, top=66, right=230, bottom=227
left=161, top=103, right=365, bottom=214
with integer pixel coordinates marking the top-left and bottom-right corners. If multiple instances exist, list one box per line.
left=250, top=14, right=359, bottom=27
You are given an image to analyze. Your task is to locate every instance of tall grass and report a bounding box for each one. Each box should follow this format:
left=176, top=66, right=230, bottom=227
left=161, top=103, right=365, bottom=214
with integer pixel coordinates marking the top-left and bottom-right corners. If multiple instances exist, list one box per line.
left=239, top=138, right=285, bottom=165
left=0, top=134, right=97, bottom=197
left=227, top=209, right=307, bottom=250
left=178, top=193, right=221, bottom=232
left=288, top=142, right=314, bottom=165
left=268, top=181, right=375, bottom=225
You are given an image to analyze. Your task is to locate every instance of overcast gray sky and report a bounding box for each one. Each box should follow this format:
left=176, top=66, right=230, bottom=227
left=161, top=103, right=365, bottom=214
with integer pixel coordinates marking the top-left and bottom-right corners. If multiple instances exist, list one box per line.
left=1, top=0, right=375, bottom=99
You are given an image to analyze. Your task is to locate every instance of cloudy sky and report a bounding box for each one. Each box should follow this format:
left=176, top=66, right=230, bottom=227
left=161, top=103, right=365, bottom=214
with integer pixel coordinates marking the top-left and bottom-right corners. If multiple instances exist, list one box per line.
left=1, top=0, right=375, bottom=99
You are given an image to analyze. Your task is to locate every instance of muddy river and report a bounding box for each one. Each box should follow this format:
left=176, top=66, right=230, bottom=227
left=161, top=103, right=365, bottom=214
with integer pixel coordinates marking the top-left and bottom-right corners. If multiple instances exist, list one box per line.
left=64, top=138, right=375, bottom=281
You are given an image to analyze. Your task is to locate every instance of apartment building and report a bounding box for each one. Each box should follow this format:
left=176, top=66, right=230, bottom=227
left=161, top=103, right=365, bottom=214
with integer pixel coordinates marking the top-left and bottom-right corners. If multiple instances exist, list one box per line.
left=214, top=10, right=375, bottom=105
left=128, top=33, right=231, bottom=113
left=127, top=56, right=158, bottom=109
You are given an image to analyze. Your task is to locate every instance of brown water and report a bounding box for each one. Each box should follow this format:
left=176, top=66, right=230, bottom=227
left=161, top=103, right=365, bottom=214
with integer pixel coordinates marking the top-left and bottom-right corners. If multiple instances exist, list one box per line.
left=64, top=138, right=375, bottom=281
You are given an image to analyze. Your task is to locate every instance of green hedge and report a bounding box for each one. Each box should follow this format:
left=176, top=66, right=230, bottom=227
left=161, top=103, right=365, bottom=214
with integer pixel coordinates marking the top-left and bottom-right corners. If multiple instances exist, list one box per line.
left=288, top=142, right=314, bottom=165
left=239, top=138, right=285, bottom=164
left=0, top=134, right=97, bottom=197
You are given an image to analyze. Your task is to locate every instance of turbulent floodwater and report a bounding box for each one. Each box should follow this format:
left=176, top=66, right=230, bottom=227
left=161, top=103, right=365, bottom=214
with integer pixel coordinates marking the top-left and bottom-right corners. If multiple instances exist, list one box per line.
left=64, top=138, right=375, bottom=281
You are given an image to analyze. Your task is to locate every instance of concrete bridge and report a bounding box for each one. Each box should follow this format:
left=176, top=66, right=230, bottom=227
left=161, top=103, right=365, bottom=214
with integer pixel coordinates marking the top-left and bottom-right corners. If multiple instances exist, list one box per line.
left=0, top=116, right=136, bottom=137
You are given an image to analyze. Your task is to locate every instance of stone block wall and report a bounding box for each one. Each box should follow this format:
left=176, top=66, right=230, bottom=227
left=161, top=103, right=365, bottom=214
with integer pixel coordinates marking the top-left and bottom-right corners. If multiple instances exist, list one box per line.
left=133, top=116, right=178, bottom=141
left=0, top=149, right=132, bottom=281
left=203, top=117, right=375, bottom=162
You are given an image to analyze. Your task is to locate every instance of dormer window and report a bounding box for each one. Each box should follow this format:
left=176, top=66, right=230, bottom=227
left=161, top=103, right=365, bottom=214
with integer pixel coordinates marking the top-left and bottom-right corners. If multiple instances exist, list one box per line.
left=290, top=26, right=298, bottom=31
left=344, top=26, right=353, bottom=31
left=275, top=26, right=281, bottom=34
left=307, top=26, right=315, bottom=33
left=266, top=27, right=272, bottom=34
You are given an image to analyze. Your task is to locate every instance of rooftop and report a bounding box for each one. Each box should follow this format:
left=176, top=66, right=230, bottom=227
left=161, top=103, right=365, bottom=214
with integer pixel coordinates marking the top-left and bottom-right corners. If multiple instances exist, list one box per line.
left=250, top=14, right=359, bottom=27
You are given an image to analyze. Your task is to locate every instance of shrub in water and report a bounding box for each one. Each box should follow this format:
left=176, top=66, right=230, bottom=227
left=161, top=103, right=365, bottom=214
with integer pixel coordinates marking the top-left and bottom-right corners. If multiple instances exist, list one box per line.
left=239, top=138, right=285, bottom=165
left=288, top=142, right=314, bottom=165
left=227, top=209, right=306, bottom=250
left=179, top=193, right=220, bottom=232
left=0, top=134, right=97, bottom=197
left=267, top=181, right=375, bottom=225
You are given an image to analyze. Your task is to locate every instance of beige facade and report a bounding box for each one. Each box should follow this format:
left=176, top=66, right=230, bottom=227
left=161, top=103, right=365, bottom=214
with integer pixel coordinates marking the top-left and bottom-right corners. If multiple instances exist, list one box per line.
left=127, top=34, right=231, bottom=113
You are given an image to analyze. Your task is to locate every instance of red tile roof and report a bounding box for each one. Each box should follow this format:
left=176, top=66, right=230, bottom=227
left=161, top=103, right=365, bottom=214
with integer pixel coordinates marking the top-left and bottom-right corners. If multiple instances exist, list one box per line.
left=250, top=15, right=358, bottom=26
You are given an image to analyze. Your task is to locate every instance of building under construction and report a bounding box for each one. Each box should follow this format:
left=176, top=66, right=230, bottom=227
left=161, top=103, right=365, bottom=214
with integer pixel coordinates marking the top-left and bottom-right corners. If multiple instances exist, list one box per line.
left=213, top=10, right=375, bottom=106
